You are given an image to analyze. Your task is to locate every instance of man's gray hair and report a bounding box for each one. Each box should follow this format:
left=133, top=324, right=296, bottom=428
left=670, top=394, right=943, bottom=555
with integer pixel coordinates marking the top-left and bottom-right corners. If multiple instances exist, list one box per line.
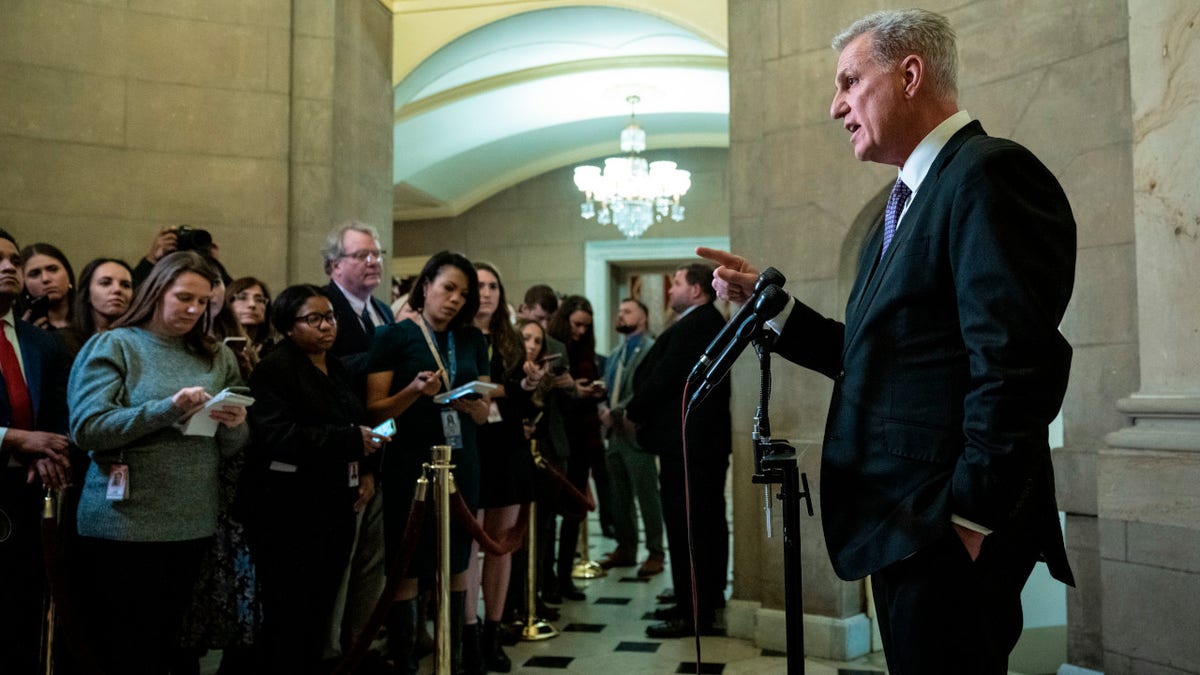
left=832, top=9, right=958, bottom=101
left=322, top=220, right=381, bottom=275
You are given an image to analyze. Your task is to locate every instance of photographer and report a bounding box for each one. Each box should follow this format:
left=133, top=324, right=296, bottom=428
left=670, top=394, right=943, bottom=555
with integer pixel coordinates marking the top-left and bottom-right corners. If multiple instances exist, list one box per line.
left=135, top=225, right=232, bottom=287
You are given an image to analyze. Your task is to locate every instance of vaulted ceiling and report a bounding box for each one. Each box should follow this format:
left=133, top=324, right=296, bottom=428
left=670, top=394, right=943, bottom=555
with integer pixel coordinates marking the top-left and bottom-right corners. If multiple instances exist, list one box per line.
left=389, top=2, right=729, bottom=221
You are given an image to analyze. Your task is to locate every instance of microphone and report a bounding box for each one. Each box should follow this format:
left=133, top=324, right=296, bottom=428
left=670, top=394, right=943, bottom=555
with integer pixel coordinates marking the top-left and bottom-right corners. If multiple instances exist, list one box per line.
left=688, top=284, right=789, bottom=410
left=687, top=267, right=786, bottom=387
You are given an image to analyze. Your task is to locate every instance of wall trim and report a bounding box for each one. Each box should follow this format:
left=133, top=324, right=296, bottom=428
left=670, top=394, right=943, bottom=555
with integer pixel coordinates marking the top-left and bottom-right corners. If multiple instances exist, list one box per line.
left=585, top=236, right=728, bottom=354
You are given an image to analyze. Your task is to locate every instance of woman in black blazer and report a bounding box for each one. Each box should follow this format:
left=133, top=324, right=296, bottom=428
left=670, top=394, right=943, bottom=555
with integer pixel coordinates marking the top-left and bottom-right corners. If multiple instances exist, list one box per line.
left=246, top=284, right=388, bottom=674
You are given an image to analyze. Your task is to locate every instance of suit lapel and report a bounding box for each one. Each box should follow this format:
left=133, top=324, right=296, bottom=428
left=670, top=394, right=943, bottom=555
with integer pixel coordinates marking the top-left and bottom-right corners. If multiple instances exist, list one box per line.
left=841, top=122, right=984, bottom=355
left=15, top=322, right=42, bottom=423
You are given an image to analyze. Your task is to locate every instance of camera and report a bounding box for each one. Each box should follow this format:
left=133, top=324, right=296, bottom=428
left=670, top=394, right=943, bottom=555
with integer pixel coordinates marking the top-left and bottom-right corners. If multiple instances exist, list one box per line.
left=175, top=225, right=214, bottom=255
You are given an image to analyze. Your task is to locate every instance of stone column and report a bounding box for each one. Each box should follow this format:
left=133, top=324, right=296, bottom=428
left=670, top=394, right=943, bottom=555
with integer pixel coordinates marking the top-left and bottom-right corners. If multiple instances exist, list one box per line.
left=287, top=0, right=393, bottom=287
left=1099, top=2, right=1200, bottom=673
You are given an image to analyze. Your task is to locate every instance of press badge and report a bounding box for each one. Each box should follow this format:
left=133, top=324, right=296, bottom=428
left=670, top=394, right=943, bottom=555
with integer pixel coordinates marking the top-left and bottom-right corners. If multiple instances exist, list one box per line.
left=486, top=401, right=503, bottom=424
left=347, top=461, right=360, bottom=488
left=441, top=408, right=463, bottom=449
left=107, top=464, right=129, bottom=501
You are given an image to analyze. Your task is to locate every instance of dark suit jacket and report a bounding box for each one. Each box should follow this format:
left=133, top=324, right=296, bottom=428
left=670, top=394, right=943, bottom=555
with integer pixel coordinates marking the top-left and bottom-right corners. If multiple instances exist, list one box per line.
left=774, top=121, right=1076, bottom=584
left=626, top=302, right=730, bottom=458
left=322, top=281, right=395, bottom=391
left=246, top=340, right=373, bottom=501
left=0, top=319, right=70, bottom=464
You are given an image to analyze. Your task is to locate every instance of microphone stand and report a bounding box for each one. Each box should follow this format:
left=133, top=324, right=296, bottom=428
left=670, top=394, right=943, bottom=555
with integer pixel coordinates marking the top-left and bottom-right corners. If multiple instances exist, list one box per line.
left=749, top=331, right=813, bottom=675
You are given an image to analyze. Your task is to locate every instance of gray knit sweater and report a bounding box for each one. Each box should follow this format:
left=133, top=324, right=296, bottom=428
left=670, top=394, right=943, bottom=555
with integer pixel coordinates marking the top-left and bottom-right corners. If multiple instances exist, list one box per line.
left=69, top=327, right=249, bottom=541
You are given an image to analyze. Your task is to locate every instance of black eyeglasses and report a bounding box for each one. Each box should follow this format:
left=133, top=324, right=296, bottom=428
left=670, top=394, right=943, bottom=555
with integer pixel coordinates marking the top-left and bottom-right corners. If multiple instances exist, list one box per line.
left=234, top=292, right=268, bottom=305
left=340, top=249, right=386, bottom=264
left=294, top=312, right=337, bottom=327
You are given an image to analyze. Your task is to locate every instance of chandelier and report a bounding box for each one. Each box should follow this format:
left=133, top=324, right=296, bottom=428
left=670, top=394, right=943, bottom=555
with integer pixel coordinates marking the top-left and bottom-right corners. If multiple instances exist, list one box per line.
left=573, top=95, right=691, bottom=238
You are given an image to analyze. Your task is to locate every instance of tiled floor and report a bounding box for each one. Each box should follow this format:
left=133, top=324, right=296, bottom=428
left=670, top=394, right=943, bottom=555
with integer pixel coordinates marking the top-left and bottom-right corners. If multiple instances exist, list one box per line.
left=432, top=514, right=890, bottom=675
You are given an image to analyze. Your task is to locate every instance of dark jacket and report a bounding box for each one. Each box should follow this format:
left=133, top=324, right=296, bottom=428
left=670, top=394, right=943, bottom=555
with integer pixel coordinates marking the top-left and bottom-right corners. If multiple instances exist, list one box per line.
left=626, top=302, right=730, bottom=459
left=774, top=121, right=1076, bottom=584
left=321, top=281, right=395, bottom=393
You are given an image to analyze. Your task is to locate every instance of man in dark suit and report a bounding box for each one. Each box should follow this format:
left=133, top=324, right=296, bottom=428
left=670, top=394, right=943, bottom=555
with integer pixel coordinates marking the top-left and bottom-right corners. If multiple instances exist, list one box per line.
left=318, top=221, right=394, bottom=663
left=701, top=9, right=1076, bottom=673
left=625, top=264, right=731, bottom=638
left=0, top=229, right=72, bottom=673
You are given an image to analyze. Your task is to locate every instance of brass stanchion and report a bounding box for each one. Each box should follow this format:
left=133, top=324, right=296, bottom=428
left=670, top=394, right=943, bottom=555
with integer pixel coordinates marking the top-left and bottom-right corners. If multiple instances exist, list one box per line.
left=428, top=445, right=454, bottom=674
left=40, top=489, right=58, bottom=675
left=571, top=512, right=605, bottom=579
left=518, top=441, right=557, bottom=641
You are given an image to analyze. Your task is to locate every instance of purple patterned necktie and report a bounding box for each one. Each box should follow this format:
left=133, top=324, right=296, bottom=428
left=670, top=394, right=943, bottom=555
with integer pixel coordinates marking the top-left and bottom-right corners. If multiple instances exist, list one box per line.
left=881, top=177, right=912, bottom=258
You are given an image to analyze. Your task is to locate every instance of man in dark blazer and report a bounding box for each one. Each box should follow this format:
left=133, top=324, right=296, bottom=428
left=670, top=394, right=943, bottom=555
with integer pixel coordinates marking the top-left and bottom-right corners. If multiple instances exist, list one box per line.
left=625, top=264, right=731, bottom=638
left=0, top=229, right=71, bottom=673
left=318, top=221, right=394, bottom=663
left=701, top=9, right=1075, bottom=674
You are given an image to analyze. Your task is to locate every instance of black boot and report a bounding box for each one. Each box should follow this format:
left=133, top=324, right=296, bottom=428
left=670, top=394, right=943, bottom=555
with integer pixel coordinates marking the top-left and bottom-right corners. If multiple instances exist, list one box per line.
left=461, top=622, right=484, bottom=675
left=482, top=620, right=512, bottom=673
left=385, top=598, right=419, bottom=675
left=450, top=590, right=467, bottom=675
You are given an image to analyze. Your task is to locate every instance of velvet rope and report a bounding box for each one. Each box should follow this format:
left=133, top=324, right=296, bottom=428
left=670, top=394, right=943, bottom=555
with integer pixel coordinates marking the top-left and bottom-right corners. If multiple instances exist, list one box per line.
left=449, top=494, right=530, bottom=556
left=334, top=493, right=429, bottom=675
left=534, top=455, right=596, bottom=516
left=40, top=490, right=106, bottom=675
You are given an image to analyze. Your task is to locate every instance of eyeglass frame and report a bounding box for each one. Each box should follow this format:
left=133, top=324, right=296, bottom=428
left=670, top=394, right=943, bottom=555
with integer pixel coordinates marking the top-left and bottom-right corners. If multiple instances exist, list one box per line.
left=293, top=311, right=338, bottom=328
left=339, top=249, right=386, bottom=264
left=233, top=292, right=268, bottom=305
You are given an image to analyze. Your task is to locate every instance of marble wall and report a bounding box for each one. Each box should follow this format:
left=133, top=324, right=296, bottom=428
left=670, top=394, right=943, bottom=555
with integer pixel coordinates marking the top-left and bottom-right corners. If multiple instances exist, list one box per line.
left=727, top=0, right=1138, bottom=666
left=391, top=147, right=730, bottom=306
left=1100, top=1, right=1200, bottom=673
left=0, top=0, right=393, bottom=295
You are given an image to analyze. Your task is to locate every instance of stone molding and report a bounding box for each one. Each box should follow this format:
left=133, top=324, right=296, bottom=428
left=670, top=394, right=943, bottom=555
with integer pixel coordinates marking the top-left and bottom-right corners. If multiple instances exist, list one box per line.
left=1106, top=394, right=1200, bottom=452
left=724, top=599, right=870, bottom=661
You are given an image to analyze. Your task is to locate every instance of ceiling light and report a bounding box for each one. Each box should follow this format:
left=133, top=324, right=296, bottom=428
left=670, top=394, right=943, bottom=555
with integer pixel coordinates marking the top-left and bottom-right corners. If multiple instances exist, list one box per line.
left=573, top=95, right=691, bottom=238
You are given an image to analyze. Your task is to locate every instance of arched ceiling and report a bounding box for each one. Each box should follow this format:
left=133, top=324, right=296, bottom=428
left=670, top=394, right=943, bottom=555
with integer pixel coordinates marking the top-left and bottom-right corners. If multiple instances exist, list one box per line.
left=390, top=3, right=729, bottom=220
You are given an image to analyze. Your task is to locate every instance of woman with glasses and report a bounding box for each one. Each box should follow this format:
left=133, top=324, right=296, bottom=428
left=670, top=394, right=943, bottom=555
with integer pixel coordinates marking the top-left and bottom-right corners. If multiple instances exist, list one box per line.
left=366, top=251, right=488, bottom=674
left=227, top=277, right=276, bottom=356
left=245, top=284, right=386, bottom=674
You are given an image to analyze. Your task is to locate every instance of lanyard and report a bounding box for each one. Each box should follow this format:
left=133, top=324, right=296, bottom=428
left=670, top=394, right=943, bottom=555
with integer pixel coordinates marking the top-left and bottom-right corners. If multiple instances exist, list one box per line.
left=416, top=315, right=456, bottom=390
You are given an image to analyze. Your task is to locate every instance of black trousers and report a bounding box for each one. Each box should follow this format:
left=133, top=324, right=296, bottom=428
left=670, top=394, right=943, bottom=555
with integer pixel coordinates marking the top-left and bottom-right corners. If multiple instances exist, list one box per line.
left=871, top=527, right=1039, bottom=675
left=0, top=469, right=46, bottom=674
left=253, top=504, right=355, bottom=674
left=659, top=451, right=729, bottom=622
left=75, top=536, right=209, bottom=675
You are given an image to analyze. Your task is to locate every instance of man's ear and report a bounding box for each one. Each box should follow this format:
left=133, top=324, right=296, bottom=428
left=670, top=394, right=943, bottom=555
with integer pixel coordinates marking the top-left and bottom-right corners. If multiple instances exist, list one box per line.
left=900, top=54, right=924, bottom=98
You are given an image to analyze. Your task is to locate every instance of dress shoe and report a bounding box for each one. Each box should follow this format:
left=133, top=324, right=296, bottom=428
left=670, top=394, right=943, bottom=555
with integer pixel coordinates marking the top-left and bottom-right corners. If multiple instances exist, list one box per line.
left=535, top=599, right=561, bottom=621
left=656, top=588, right=676, bottom=604
left=598, top=548, right=637, bottom=569
left=652, top=604, right=687, bottom=621
left=637, top=552, right=665, bottom=577
left=645, top=617, right=724, bottom=639
left=556, top=581, right=587, bottom=601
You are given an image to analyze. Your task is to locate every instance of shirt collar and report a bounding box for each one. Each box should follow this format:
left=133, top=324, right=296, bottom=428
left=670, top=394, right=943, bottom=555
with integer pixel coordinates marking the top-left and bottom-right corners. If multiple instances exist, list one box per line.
left=898, top=109, right=972, bottom=192
left=334, top=280, right=368, bottom=314
left=1, top=307, right=16, bottom=327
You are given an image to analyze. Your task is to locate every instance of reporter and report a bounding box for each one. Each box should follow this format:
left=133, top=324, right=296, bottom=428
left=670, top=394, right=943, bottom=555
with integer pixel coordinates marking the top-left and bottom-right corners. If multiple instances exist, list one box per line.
left=366, top=251, right=488, bottom=674
left=228, top=276, right=276, bottom=355
left=20, top=242, right=75, bottom=330
left=246, top=284, right=384, bottom=674
left=68, top=251, right=249, bottom=674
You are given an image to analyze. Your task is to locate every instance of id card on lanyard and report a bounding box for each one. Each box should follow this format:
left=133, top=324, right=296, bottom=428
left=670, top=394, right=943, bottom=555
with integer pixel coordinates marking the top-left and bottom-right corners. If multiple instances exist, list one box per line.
left=417, top=316, right=462, bottom=448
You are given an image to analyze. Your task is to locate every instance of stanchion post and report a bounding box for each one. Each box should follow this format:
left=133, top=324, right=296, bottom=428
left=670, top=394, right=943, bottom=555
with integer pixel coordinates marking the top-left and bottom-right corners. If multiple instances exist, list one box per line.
left=429, top=444, right=455, bottom=674
left=519, top=441, right=558, bottom=641
left=571, top=512, right=605, bottom=579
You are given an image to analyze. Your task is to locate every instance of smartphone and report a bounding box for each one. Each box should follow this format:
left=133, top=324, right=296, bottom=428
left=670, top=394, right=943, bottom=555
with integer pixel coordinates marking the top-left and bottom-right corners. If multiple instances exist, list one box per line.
left=589, top=381, right=607, bottom=390
left=25, top=294, right=50, bottom=321
left=538, top=354, right=561, bottom=364
left=223, top=336, right=248, bottom=353
left=372, top=418, right=396, bottom=438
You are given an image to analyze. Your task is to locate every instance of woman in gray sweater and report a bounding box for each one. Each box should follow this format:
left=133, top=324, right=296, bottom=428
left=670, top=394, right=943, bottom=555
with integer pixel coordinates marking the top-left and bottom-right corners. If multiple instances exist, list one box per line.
left=67, top=251, right=250, bottom=675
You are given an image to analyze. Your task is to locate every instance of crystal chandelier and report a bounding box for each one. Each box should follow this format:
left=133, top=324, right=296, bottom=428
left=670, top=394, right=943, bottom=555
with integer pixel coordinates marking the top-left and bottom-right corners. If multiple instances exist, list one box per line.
left=573, top=95, right=691, bottom=238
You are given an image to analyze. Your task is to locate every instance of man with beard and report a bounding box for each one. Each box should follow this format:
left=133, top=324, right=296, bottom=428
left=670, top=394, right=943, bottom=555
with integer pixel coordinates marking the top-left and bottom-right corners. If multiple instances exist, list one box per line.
left=597, top=298, right=664, bottom=577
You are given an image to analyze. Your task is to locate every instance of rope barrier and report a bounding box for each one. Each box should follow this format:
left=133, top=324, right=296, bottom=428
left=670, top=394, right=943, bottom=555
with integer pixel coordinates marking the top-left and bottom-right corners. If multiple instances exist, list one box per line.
left=450, top=494, right=530, bottom=556
left=333, top=486, right=429, bottom=675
